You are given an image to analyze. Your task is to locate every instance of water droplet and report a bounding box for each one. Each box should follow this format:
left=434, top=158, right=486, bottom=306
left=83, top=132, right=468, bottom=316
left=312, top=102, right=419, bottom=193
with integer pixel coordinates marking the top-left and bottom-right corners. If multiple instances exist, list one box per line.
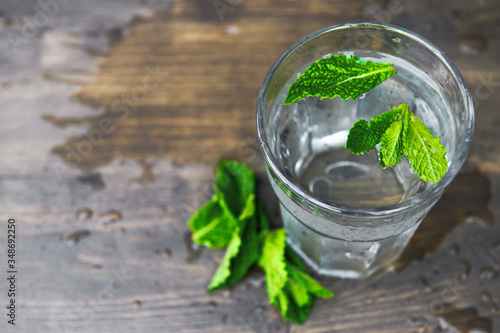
left=226, top=25, right=240, bottom=35
left=448, top=243, right=460, bottom=256
left=480, top=267, right=497, bottom=281
left=207, top=300, right=217, bottom=309
left=76, top=207, right=93, bottom=221
left=407, top=315, right=426, bottom=326
left=247, top=276, right=265, bottom=288
left=184, top=232, right=203, bottom=263
left=66, top=229, right=91, bottom=245
left=159, top=204, right=168, bottom=214
left=480, top=290, right=492, bottom=303
left=392, top=37, right=401, bottom=43
left=464, top=215, right=488, bottom=227
left=459, top=33, right=489, bottom=55
left=98, top=210, right=123, bottom=224
left=459, top=260, right=472, bottom=281
left=416, top=276, right=434, bottom=293
left=163, top=248, right=172, bottom=258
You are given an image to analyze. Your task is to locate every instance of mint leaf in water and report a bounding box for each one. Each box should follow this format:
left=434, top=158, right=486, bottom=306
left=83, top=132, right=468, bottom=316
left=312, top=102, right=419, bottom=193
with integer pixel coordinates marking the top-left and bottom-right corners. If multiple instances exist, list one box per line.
left=403, top=110, right=448, bottom=183
left=259, top=229, right=334, bottom=324
left=346, top=103, right=448, bottom=183
left=346, top=105, right=403, bottom=154
left=284, top=54, right=397, bottom=105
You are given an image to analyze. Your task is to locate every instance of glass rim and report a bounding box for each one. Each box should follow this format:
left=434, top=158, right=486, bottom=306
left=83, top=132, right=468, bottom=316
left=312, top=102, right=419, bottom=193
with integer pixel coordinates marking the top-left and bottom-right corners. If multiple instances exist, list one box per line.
left=256, top=21, right=475, bottom=217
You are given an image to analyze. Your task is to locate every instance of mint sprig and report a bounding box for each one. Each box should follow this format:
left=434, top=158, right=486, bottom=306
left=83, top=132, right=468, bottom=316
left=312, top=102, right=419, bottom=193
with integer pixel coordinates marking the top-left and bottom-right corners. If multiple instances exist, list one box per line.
left=284, top=54, right=448, bottom=183
left=259, top=229, right=334, bottom=324
left=284, top=54, right=397, bottom=104
left=187, top=160, right=334, bottom=324
left=346, top=103, right=448, bottom=183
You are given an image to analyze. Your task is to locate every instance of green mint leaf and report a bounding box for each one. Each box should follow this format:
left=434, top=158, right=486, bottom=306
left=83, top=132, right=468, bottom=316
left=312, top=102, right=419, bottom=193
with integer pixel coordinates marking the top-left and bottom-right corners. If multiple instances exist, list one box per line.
left=207, top=194, right=260, bottom=291
left=346, top=103, right=448, bottom=183
left=187, top=197, right=237, bottom=249
left=188, top=160, right=256, bottom=249
left=346, top=105, right=402, bottom=154
left=284, top=54, right=397, bottom=105
left=288, top=266, right=334, bottom=299
left=215, top=160, right=256, bottom=219
left=259, top=229, right=288, bottom=302
left=403, top=111, right=448, bottom=183
left=379, top=106, right=406, bottom=168
left=259, top=229, right=334, bottom=324
left=256, top=199, right=271, bottom=240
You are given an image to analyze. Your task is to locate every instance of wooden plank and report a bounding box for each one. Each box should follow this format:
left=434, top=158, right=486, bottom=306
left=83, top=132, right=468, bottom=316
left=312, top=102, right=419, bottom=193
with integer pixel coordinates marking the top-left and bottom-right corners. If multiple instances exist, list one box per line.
left=0, top=0, right=499, bottom=332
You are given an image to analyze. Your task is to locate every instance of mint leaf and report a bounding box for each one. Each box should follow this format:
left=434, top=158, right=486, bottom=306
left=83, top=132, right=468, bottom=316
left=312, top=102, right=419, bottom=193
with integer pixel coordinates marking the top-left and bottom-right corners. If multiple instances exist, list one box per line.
left=188, top=160, right=256, bottom=249
left=187, top=160, right=334, bottom=323
left=259, top=229, right=288, bottom=302
left=207, top=195, right=273, bottom=292
left=346, top=103, right=448, bottom=183
left=284, top=54, right=397, bottom=105
left=215, top=160, right=256, bottom=219
left=207, top=194, right=260, bottom=291
left=187, top=197, right=237, bottom=249
left=346, top=105, right=402, bottom=154
left=403, top=111, right=448, bottom=183
left=379, top=111, right=405, bottom=168
left=259, top=229, right=334, bottom=324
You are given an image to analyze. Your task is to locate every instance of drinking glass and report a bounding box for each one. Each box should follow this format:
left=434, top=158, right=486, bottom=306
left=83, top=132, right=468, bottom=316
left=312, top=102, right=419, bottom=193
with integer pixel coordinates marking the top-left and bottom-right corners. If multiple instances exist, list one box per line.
left=256, top=22, right=474, bottom=278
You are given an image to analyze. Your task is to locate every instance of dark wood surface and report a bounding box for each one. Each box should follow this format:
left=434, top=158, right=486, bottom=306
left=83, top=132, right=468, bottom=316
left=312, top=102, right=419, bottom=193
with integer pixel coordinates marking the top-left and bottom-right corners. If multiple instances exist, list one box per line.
left=1, top=0, right=500, bottom=332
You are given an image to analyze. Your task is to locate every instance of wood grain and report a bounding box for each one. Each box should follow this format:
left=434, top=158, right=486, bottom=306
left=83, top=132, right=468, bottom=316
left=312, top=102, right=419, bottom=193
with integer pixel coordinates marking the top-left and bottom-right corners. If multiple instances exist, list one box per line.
left=1, top=0, right=500, bottom=332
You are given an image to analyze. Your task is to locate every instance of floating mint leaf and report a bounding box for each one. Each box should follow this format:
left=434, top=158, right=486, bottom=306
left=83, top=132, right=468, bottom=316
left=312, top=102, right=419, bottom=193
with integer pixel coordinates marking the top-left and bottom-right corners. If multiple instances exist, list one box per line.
left=403, top=111, right=448, bottom=183
left=346, top=105, right=402, bottom=154
left=284, top=54, right=397, bottom=105
left=379, top=107, right=406, bottom=168
left=346, top=103, right=448, bottom=183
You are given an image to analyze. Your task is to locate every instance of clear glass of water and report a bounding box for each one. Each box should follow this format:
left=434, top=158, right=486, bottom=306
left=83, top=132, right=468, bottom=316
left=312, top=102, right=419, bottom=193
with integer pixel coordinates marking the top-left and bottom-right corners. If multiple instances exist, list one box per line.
left=256, top=22, right=474, bottom=279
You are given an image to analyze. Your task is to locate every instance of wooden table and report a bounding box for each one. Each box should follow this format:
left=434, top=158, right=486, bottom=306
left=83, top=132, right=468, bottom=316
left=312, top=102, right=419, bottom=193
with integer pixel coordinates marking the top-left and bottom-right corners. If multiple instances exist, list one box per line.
left=1, top=0, right=499, bottom=332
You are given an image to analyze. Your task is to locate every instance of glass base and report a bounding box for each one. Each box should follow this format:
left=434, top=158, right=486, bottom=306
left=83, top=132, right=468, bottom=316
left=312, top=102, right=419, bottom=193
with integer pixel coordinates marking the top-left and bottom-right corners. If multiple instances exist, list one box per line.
left=281, top=204, right=420, bottom=279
